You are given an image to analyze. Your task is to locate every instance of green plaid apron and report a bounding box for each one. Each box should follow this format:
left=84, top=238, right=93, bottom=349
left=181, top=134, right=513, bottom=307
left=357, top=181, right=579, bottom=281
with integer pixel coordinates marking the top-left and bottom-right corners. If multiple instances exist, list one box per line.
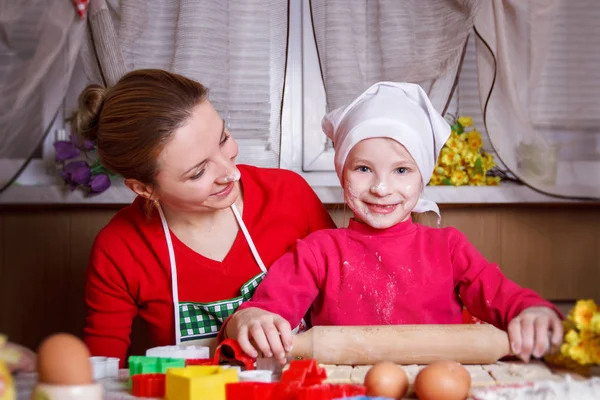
left=178, top=271, right=265, bottom=341
left=157, top=202, right=306, bottom=344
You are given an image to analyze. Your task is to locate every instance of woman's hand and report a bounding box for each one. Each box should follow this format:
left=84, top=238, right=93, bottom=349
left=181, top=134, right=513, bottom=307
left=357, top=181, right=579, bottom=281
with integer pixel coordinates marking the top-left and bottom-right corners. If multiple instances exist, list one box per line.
left=225, top=307, right=293, bottom=365
left=508, top=306, right=563, bottom=362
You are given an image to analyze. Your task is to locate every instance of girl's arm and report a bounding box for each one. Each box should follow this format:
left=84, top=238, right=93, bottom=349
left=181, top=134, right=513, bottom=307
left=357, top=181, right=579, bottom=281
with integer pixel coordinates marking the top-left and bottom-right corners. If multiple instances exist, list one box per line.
left=449, top=228, right=562, bottom=330
left=450, top=228, right=563, bottom=362
left=222, top=238, right=323, bottom=361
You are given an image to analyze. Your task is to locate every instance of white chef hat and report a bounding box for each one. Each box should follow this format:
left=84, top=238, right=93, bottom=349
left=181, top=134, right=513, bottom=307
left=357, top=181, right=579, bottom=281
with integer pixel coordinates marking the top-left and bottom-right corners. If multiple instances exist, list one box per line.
left=322, top=81, right=451, bottom=219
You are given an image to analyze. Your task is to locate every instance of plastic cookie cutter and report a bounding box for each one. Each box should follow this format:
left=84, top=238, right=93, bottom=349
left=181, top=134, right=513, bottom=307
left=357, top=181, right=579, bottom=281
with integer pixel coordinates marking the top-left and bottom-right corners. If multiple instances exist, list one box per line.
left=131, top=373, right=166, bottom=398
left=269, top=359, right=328, bottom=400
left=280, top=359, right=327, bottom=386
left=225, top=382, right=277, bottom=400
left=89, top=356, right=120, bottom=380
left=128, top=356, right=185, bottom=377
left=213, top=339, right=255, bottom=370
left=166, top=365, right=238, bottom=400
left=146, top=344, right=209, bottom=360
left=297, top=384, right=367, bottom=400
left=238, top=369, right=273, bottom=383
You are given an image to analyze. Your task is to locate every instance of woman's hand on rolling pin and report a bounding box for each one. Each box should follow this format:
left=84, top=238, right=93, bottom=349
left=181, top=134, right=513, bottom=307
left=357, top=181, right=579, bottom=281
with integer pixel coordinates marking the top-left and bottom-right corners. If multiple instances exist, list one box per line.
left=507, top=306, right=563, bottom=363
left=225, top=307, right=293, bottom=364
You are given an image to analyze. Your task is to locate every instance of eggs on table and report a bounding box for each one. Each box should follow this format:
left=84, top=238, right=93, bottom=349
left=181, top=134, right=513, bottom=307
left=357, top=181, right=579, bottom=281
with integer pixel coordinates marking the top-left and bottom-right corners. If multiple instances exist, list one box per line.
left=364, top=360, right=471, bottom=400
left=33, top=333, right=472, bottom=399
left=37, top=333, right=93, bottom=385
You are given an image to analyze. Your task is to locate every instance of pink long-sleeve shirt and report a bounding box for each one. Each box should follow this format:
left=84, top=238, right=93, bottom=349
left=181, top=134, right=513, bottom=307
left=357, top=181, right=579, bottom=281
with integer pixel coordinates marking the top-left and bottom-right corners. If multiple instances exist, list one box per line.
left=235, top=218, right=557, bottom=331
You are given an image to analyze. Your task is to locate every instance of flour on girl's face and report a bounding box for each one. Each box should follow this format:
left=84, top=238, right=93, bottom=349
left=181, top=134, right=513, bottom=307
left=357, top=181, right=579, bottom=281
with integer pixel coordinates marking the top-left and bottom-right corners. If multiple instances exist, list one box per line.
left=342, top=138, right=422, bottom=229
left=370, top=182, right=388, bottom=196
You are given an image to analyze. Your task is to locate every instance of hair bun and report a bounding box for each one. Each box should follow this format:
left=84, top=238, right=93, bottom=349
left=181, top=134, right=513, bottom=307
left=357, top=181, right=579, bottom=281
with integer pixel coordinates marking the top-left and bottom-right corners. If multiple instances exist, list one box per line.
left=70, top=84, right=107, bottom=142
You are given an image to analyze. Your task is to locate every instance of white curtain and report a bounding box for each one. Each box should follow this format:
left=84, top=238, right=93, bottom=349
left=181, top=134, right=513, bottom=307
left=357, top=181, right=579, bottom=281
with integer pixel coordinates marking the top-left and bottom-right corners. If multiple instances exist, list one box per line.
left=309, top=0, right=479, bottom=113
left=0, top=0, right=85, bottom=191
left=81, top=0, right=288, bottom=168
left=475, top=0, right=600, bottom=199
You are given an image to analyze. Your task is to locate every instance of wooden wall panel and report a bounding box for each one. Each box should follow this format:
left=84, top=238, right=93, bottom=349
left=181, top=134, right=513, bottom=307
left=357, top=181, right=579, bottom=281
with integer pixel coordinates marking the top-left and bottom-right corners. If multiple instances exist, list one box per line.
left=66, top=211, right=116, bottom=337
left=0, top=211, right=71, bottom=351
left=413, top=206, right=600, bottom=302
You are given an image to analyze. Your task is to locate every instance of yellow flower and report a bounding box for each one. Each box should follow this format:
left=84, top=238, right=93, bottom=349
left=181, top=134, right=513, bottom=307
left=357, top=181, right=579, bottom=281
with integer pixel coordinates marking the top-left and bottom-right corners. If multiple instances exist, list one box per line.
left=591, top=312, right=600, bottom=334
left=565, top=329, right=580, bottom=346
left=569, top=299, right=598, bottom=331
left=482, top=153, right=496, bottom=171
left=486, top=176, right=501, bottom=186
left=470, top=174, right=486, bottom=186
left=460, top=150, right=479, bottom=167
left=450, top=169, right=469, bottom=186
left=458, top=116, right=473, bottom=127
left=573, top=330, right=600, bottom=365
left=434, top=166, right=447, bottom=176
left=452, top=129, right=467, bottom=142
left=440, top=147, right=461, bottom=167
left=466, top=129, right=483, bottom=151
left=446, top=136, right=466, bottom=153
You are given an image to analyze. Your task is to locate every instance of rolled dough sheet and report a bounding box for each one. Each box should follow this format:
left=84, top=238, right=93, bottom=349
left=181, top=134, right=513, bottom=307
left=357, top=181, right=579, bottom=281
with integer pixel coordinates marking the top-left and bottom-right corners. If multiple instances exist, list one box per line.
left=485, top=361, right=558, bottom=384
left=319, top=364, right=353, bottom=383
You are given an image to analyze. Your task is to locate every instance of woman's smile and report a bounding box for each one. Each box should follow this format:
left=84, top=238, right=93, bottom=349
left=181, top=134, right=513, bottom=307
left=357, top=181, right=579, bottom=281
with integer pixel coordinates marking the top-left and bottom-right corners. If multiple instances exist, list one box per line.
left=211, top=181, right=234, bottom=197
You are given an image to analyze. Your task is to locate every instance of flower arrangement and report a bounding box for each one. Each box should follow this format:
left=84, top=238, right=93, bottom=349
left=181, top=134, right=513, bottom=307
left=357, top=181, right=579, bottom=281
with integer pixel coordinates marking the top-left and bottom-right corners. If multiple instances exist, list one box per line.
left=429, top=115, right=501, bottom=186
left=53, top=133, right=112, bottom=195
left=544, top=299, right=600, bottom=374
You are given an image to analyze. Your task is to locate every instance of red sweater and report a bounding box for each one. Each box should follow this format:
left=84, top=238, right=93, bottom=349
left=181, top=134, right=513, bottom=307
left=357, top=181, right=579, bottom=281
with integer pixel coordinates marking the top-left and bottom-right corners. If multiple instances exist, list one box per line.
left=237, top=218, right=559, bottom=330
left=84, top=165, right=335, bottom=365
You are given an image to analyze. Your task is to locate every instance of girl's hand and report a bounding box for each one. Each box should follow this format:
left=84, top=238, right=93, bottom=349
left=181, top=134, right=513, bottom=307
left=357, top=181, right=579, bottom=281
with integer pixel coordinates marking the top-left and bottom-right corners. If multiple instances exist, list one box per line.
left=508, top=306, right=563, bottom=362
left=225, top=307, right=293, bottom=365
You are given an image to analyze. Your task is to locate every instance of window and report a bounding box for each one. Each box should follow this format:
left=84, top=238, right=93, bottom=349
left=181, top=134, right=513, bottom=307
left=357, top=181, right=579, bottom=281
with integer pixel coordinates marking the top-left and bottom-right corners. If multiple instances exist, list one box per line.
left=280, top=0, right=497, bottom=188
left=13, top=0, right=599, bottom=199
left=282, top=0, right=600, bottom=190
left=529, top=0, right=600, bottom=165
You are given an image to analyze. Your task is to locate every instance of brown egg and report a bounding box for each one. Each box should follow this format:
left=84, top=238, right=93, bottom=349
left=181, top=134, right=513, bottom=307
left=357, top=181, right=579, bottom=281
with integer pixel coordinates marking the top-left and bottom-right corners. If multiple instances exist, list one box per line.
left=37, top=333, right=93, bottom=385
left=414, top=360, right=471, bottom=400
left=364, top=361, right=409, bottom=399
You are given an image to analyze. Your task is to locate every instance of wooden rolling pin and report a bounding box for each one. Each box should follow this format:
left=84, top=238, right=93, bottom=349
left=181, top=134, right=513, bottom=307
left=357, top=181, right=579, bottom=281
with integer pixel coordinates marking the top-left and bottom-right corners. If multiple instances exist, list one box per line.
left=289, top=324, right=511, bottom=365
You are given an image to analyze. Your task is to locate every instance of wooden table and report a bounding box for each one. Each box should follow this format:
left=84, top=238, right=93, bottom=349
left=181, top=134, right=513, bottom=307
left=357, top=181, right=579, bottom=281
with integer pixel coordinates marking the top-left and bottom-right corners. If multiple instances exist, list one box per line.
left=317, top=360, right=600, bottom=399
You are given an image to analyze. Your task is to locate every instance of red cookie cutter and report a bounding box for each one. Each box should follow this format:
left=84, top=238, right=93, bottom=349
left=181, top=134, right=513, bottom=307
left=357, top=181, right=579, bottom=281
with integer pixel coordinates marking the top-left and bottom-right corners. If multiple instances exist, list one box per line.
left=131, top=373, right=166, bottom=398
left=213, top=339, right=255, bottom=370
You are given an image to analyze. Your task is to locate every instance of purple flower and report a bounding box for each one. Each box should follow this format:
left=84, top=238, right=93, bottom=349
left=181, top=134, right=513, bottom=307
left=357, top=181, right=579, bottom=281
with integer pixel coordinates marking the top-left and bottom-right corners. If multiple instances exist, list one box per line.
left=60, top=160, right=91, bottom=191
left=70, top=133, right=95, bottom=151
left=54, top=140, right=81, bottom=162
left=88, top=174, right=111, bottom=194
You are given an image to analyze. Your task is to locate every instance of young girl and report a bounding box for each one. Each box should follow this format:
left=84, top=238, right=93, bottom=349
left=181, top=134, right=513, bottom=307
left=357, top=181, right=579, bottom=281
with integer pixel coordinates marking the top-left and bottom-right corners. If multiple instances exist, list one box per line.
left=223, top=82, right=563, bottom=365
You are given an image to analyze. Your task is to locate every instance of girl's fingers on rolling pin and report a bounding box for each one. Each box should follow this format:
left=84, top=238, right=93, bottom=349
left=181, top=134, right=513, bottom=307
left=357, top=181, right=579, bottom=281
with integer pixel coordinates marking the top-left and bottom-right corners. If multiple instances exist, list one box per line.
left=508, top=318, right=522, bottom=356
left=533, top=317, right=550, bottom=358
left=249, top=323, right=273, bottom=358
left=263, top=322, right=286, bottom=364
left=550, top=317, right=564, bottom=351
left=519, top=317, right=535, bottom=362
left=274, top=318, right=293, bottom=352
left=236, top=324, right=259, bottom=358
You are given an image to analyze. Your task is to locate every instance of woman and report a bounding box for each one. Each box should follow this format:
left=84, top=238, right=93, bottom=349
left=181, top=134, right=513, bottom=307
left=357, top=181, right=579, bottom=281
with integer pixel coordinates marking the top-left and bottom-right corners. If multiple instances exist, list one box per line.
left=75, top=69, right=335, bottom=366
